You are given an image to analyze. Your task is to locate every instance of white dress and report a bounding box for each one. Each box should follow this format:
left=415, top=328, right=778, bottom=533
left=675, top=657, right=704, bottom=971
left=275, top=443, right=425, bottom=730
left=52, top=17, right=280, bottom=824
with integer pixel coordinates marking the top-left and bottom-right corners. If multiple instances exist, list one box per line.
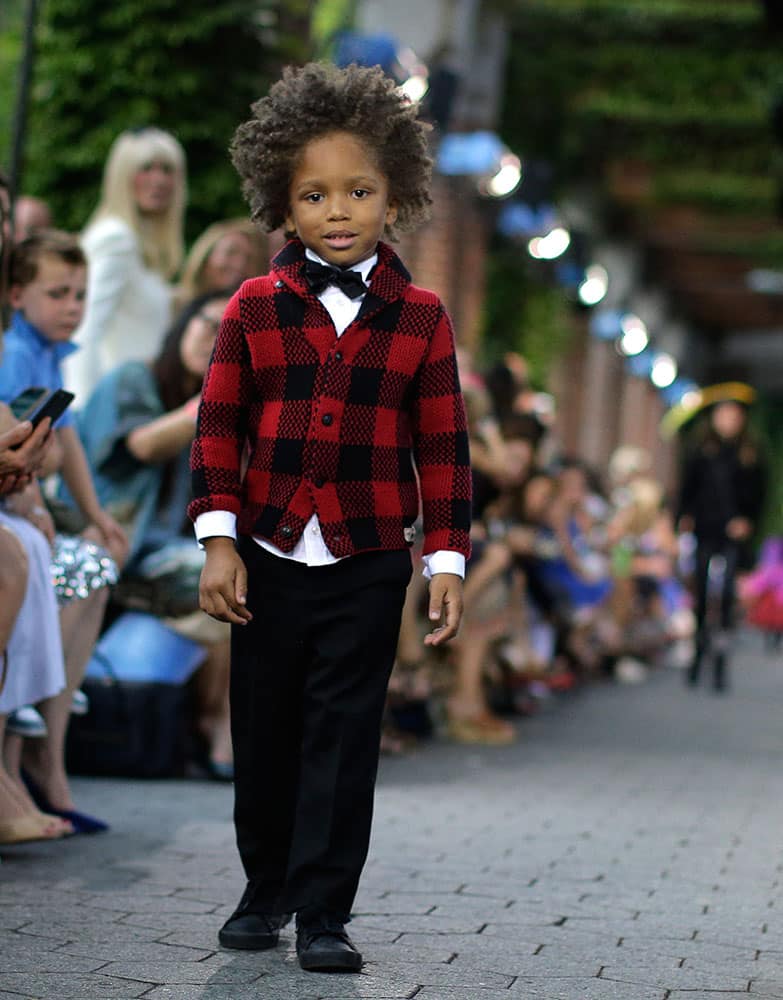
left=62, top=216, right=172, bottom=407
left=0, top=512, right=66, bottom=714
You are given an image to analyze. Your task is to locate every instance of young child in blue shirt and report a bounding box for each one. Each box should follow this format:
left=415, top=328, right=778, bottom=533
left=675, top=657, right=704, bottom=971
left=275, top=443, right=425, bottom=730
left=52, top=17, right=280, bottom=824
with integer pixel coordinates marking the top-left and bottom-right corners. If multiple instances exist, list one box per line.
left=0, top=230, right=127, bottom=832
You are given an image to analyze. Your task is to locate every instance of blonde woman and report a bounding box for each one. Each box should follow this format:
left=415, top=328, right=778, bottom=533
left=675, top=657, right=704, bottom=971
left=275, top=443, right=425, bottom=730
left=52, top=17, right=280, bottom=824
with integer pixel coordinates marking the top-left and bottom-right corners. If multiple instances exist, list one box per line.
left=174, top=218, right=267, bottom=311
left=62, top=128, right=187, bottom=405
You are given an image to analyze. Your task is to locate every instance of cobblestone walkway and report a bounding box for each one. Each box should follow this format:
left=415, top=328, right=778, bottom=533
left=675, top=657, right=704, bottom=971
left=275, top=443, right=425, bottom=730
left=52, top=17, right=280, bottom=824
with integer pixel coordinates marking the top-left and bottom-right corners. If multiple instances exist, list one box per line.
left=3, top=634, right=783, bottom=999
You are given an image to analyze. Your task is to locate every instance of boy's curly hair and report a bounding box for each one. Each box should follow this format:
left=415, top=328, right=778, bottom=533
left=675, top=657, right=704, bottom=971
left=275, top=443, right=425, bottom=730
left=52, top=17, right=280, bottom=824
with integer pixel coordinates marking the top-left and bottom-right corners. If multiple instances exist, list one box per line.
left=230, top=62, right=433, bottom=238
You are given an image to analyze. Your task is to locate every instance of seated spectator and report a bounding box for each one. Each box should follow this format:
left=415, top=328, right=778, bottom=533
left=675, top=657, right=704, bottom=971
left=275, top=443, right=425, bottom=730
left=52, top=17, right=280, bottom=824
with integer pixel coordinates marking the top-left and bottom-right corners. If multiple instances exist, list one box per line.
left=73, top=291, right=235, bottom=778
left=0, top=404, right=72, bottom=845
left=0, top=232, right=126, bottom=832
left=606, top=476, right=683, bottom=681
left=175, top=219, right=267, bottom=310
left=62, top=127, right=186, bottom=404
left=442, top=381, right=526, bottom=745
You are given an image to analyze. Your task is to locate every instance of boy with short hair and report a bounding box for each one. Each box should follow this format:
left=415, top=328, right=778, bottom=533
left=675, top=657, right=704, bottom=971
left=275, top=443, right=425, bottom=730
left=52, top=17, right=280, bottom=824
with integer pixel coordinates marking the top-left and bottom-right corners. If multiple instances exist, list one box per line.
left=0, top=231, right=127, bottom=559
left=189, top=62, right=471, bottom=973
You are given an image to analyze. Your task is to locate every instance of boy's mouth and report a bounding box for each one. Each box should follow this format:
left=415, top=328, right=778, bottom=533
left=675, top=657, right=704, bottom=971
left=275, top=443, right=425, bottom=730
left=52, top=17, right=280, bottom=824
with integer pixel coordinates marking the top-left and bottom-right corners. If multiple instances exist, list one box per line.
left=323, top=230, right=357, bottom=249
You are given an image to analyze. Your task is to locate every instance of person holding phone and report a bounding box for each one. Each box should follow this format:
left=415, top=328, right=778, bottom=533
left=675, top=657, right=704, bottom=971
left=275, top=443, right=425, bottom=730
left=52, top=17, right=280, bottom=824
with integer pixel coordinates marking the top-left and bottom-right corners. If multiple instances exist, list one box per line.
left=0, top=401, right=72, bottom=845
left=0, top=230, right=128, bottom=833
left=0, top=416, right=53, bottom=496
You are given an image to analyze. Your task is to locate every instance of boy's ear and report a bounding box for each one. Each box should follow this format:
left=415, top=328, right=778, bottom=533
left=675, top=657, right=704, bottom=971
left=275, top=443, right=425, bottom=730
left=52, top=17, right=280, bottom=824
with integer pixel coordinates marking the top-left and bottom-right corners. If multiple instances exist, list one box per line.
left=284, top=208, right=296, bottom=235
left=7, top=284, right=24, bottom=310
left=385, top=201, right=398, bottom=228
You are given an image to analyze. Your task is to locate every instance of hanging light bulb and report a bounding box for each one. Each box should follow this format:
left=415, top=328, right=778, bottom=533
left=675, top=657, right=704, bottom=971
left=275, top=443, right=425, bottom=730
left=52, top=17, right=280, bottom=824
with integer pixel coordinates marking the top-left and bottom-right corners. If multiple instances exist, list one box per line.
left=618, top=314, right=649, bottom=356
left=650, top=352, right=678, bottom=388
left=528, top=227, right=571, bottom=260
left=481, top=154, right=523, bottom=198
left=578, top=265, right=609, bottom=306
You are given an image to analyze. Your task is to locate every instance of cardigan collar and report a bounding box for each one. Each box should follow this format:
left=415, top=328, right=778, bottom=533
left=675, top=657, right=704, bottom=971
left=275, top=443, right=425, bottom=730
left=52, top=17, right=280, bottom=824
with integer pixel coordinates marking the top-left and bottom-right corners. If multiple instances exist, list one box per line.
left=271, top=239, right=412, bottom=323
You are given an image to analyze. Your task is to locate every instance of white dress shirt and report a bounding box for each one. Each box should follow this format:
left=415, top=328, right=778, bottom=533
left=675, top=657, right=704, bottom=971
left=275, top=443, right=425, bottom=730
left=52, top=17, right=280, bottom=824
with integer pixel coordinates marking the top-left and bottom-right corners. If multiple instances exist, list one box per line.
left=194, top=249, right=465, bottom=580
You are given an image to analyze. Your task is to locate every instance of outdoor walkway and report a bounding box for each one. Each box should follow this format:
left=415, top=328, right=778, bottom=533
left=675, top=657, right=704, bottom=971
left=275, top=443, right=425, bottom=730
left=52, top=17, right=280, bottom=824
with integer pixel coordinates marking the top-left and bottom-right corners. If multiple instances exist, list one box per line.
left=2, top=634, right=783, bottom=999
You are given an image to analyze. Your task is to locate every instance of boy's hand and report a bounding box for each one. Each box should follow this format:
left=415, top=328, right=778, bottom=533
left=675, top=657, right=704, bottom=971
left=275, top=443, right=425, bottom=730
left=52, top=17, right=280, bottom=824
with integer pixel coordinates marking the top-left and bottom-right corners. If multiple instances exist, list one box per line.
left=200, top=537, right=253, bottom=625
left=424, top=572, right=464, bottom=646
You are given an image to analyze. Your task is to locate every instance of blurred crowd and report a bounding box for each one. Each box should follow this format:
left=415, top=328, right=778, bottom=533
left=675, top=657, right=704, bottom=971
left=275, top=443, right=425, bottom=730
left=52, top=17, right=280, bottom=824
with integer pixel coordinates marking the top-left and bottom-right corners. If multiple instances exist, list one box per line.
left=0, top=124, right=774, bottom=849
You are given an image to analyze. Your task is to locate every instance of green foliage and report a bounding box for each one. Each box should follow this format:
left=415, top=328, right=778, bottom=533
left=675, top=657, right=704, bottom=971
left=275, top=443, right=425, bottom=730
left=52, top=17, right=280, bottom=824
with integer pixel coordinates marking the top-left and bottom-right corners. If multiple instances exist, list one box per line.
left=0, top=0, right=25, bottom=172
left=311, top=0, right=355, bottom=57
left=751, top=397, right=783, bottom=538
left=499, top=0, right=779, bottom=211
left=23, top=0, right=313, bottom=240
left=481, top=246, right=574, bottom=385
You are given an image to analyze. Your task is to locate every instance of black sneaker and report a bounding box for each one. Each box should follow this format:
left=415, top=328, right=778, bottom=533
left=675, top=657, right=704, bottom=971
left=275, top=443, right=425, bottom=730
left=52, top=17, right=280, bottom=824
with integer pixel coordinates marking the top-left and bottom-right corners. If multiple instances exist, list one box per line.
left=296, top=913, right=362, bottom=972
left=219, top=911, right=290, bottom=950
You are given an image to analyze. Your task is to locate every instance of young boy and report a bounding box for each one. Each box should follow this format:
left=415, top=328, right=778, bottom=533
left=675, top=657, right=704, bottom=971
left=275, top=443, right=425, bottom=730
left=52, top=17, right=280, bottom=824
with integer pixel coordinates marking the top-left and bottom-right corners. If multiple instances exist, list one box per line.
left=189, top=62, right=471, bottom=973
left=0, top=231, right=127, bottom=560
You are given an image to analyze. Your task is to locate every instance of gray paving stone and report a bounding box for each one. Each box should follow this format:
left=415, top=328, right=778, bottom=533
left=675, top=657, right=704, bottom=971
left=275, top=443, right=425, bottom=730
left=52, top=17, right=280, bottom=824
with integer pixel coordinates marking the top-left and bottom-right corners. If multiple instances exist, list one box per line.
left=0, top=974, right=152, bottom=998
left=55, top=941, right=214, bottom=964
left=600, top=965, right=750, bottom=991
left=749, top=982, right=783, bottom=997
left=0, top=951, right=105, bottom=975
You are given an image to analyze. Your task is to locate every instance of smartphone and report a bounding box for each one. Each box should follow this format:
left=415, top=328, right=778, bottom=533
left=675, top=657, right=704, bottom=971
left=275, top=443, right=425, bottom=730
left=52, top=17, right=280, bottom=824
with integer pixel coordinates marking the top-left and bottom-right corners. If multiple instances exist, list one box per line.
left=9, top=386, right=75, bottom=429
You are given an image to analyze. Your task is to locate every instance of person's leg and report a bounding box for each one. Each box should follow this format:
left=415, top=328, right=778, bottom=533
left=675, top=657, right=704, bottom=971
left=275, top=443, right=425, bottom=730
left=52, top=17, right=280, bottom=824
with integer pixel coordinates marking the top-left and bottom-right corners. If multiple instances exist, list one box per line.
left=688, top=539, right=712, bottom=686
left=282, top=551, right=412, bottom=921
left=0, top=529, right=70, bottom=840
left=194, top=639, right=232, bottom=770
left=21, top=587, right=108, bottom=811
left=0, top=525, right=28, bottom=666
left=713, top=542, right=739, bottom=692
left=228, top=541, right=312, bottom=913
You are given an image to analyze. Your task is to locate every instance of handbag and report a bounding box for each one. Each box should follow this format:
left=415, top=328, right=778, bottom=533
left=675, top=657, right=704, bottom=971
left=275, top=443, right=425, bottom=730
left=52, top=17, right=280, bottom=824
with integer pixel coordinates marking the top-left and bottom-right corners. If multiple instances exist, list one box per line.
left=66, top=612, right=206, bottom=779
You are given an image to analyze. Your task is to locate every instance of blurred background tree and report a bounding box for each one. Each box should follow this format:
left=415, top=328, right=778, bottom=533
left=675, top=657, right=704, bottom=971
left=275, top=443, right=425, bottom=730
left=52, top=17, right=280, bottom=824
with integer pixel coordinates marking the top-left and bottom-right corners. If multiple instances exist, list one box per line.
left=12, top=0, right=312, bottom=238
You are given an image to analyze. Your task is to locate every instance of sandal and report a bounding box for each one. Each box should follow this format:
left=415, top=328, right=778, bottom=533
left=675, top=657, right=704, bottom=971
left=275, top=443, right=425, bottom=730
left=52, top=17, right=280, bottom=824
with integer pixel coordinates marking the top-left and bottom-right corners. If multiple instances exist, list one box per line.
left=446, top=711, right=516, bottom=746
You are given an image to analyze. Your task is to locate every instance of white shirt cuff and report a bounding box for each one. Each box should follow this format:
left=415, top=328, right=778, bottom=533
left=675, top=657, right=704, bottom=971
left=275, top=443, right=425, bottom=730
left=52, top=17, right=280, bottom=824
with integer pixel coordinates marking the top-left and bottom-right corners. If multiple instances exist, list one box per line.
left=194, top=511, right=237, bottom=547
left=422, top=550, right=466, bottom=580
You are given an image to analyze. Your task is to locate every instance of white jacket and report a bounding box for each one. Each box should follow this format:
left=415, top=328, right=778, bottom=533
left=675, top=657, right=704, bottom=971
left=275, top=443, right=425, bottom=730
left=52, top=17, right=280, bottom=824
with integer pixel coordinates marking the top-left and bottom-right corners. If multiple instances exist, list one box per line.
left=63, top=216, right=172, bottom=406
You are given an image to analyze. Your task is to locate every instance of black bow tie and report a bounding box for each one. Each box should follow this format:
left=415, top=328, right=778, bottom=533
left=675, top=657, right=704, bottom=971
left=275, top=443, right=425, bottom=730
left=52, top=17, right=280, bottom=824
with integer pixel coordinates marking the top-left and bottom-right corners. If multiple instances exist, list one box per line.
left=303, top=260, right=367, bottom=300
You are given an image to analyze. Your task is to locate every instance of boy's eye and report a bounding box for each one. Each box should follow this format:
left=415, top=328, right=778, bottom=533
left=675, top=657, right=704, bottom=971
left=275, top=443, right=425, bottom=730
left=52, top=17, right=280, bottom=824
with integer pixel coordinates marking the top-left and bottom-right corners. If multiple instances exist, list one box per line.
left=352, top=189, right=370, bottom=199
left=305, top=193, right=324, bottom=203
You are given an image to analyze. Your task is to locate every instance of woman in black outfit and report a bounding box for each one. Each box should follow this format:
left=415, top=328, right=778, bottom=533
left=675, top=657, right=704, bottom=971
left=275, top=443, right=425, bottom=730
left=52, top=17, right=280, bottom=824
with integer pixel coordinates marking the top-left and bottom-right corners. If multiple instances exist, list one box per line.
left=678, top=395, right=765, bottom=691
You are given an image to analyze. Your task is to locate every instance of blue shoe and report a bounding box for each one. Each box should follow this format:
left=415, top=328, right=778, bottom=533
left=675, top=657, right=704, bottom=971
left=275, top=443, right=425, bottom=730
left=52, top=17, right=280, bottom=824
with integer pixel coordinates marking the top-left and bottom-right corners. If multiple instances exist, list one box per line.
left=49, top=808, right=109, bottom=835
left=21, top=770, right=109, bottom=835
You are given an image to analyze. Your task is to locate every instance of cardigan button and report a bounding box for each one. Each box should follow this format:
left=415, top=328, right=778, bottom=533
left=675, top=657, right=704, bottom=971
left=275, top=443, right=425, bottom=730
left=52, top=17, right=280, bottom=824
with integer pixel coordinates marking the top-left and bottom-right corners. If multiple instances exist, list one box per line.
left=314, top=478, right=325, bottom=489
left=274, top=279, right=284, bottom=288
left=280, top=525, right=293, bottom=538
left=321, top=413, right=333, bottom=427
left=334, top=350, right=343, bottom=361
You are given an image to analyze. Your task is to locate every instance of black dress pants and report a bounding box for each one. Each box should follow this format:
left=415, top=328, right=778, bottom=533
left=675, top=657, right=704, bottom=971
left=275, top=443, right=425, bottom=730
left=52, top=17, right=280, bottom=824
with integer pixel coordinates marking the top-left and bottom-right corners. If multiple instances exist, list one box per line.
left=230, top=537, right=412, bottom=920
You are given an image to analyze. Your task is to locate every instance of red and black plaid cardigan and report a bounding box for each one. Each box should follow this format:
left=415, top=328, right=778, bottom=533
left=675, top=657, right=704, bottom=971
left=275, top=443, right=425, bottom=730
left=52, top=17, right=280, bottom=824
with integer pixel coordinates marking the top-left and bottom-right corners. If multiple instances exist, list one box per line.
left=189, top=239, right=471, bottom=560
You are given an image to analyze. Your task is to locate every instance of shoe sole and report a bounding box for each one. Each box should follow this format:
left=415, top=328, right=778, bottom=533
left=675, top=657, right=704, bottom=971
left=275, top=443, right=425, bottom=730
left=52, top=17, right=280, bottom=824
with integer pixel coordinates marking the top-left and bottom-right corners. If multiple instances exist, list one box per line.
left=218, top=930, right=279, bottom=951
left=298, top=951, right=363, bottom=972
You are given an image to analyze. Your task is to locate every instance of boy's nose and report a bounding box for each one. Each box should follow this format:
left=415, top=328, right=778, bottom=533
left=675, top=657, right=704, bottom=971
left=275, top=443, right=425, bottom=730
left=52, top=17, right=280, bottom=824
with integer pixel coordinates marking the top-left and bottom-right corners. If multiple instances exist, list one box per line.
left=327, top=195, right=350, bottom=219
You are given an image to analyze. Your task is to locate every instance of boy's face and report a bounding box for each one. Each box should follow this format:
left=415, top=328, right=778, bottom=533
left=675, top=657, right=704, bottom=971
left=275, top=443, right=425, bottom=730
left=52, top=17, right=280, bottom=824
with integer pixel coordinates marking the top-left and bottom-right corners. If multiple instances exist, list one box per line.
left=9, top=254, right=87, bottom=342
left=285, top=131, right=397, bottom=268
